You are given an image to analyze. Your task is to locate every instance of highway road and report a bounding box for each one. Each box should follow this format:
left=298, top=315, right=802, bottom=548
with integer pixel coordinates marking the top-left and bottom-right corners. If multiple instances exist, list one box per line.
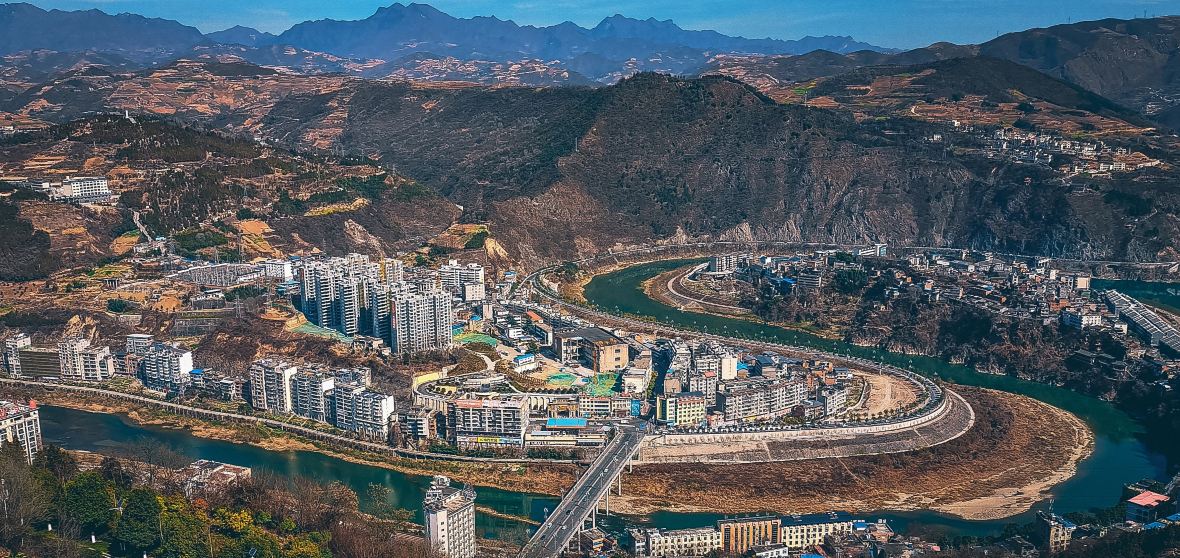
left=518, top=423, right=645, bottom=558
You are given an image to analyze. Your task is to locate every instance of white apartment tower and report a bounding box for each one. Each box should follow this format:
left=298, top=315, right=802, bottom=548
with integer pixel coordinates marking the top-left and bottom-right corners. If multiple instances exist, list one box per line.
left=332, top=383, right=396, bottom=439
left=0, top=400, right=42, bottom=463
left=248, top=359, right=298, bottom=414
left=291, top=370, right=335, bottom=422
left=393, top=291, right=453, bottom=353
left=3, top=333, right=31, bottom=376
left=424, top=475, right=477, bottom=558
left=439, top=260, right=485, bottom=293
left=58, top=337, right=115, bottom=382
left=141, top=343, right=194, bottom=392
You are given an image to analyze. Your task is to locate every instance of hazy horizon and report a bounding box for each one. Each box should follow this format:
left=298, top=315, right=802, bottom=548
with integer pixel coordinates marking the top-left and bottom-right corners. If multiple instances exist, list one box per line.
left=14, top=0, right=1179, bottom=50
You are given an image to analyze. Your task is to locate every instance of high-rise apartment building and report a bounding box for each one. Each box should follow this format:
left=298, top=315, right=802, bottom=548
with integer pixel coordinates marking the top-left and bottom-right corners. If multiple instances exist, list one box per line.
left=3, top=333, right=31, bottom=376
left=0, top=399, right=42, bottom=463
left=424, top=475, right=477, bottom=558
left=447, top=395, right=528, bottom=448
left=332, top=382, right=397, bottom=439
left=393, top=291, right=453, bottom=353
left=291, top=370, right=335, bottom=422
left=248, top=359, right=298, bottom=414
left=141, top=343, right=193, bottom=392
left=57, top=337, right=114, bottom=382
left=439, top=260, right=485, bottom=293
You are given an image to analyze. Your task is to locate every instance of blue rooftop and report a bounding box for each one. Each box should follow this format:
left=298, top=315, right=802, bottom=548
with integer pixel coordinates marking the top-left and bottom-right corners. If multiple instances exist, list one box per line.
left=546, top=418, right=588, bottom=428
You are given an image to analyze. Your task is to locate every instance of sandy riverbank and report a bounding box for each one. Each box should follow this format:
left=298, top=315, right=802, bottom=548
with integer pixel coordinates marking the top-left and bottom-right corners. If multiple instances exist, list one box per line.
left=612, top=387, right=1093, bottom=521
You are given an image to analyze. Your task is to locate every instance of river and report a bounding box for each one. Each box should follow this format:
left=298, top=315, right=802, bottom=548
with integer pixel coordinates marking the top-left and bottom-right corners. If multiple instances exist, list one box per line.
left=579, top=259, right=1169, bottom=537
left=33, top=264, right=1171, bottom=544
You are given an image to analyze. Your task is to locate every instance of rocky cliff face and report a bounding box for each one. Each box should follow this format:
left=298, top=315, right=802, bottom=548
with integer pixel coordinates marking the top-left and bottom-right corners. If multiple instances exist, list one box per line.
left=319, top=74, right=1179, bottom=264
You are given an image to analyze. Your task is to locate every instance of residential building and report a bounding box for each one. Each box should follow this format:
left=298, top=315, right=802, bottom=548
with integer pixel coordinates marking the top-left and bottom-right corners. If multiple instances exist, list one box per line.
left=248, top=359, right=298, bottom=414
left=125, top=334, right=154, bottom=356
left=554, top=327, right=628, bottom=372
left=1037, top=511, right=1076, bottom=554
left=0, top=399, right=42, bottom=463
left=141, top=343, right=194, bottom=392
left=394, top=290, right=454, bottom=353
left=333, top=383, right=397, bottom=439
left=447, top=395, right=528, bottom=448
left=1060, top=308, right=1101, bottom=330
left=2, top=333, right=30, bottom=375
left=780, top=512, right=853, bottom=549
left=1127, top=491, right=1171, bottom=524
left=656, top=392, right=707, bottom=427
left=638, top=526, right=722, bottom=556
left=291, top=370, right=335, bottom=422
left=819, top=385, right=848, bottom=416
left=58, top=337, right=114, bottom=382
left=439, top=260, right=485, bottom=293
left=719, top=516, right=781, bottom=554
left=708, top=254, right=739, bottom=274
left=716, top=378, right=806, bottom=423
left=424, top=475, right=477, bottom=558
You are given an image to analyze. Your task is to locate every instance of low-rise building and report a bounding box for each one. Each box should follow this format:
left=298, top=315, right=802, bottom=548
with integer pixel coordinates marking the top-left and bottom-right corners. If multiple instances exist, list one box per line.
left=635, top=526, right=722, bottom=557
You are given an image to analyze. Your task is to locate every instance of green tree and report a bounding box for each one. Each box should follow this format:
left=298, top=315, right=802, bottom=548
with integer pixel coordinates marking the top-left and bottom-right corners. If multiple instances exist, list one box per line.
left=157, top=497, right=208, bottom=558
left=60, top=472, right=116, bottom=537
left=114, top=488, right=162, bottom=553
left=33, top=444, right=78, bottom=481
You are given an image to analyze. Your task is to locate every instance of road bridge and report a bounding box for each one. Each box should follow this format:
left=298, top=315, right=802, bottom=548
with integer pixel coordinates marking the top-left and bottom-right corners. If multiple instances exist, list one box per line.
left=518, top=423, right=645, bottom=558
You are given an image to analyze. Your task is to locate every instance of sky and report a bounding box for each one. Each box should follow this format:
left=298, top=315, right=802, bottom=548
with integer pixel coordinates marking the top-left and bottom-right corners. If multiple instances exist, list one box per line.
left=22, top=0, right=1180, bottom=50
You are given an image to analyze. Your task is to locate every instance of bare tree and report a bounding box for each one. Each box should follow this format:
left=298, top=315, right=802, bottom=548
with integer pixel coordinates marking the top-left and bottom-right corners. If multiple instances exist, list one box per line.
left=0, top=443, right=53, bottom=558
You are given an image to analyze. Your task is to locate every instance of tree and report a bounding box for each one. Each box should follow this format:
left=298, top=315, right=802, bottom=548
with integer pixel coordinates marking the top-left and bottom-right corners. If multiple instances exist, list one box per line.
left=114, top=488, right=162, bottom=553
left=60, top=472, right=116, bottom=537
left=99, top=456, right=135, bottom=491
left=33, top=444, right=78, bottom=481
left=156, top=497, right=208, bottom=558
left=364, top=484, right=413, bottom=523
left=0, top=441, right=53, bottom=558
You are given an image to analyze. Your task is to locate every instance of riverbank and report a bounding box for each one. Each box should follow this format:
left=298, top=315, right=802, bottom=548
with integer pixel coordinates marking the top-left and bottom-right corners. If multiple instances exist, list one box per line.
left=21, top=390, right=579, bottom=498
left=613, top=387, right=1092, bottom=521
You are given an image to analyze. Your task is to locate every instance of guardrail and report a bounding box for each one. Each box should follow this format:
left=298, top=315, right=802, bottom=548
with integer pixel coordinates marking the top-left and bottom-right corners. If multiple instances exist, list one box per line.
left=523, top=267, right=956, bottom=437
left=0, top=377, right=591, bottom=465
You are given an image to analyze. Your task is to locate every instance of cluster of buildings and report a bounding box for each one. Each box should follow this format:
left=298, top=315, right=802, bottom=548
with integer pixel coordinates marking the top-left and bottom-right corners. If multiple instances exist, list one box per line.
left=655, top=341, right=851, bottom=428
left=9, top=175, right=114, bottom=203
left=3, top=331, right=197, bottom=393
left=941, top=124, right=1163, bottom=176
left=297, top=254, right=475, bottom=353
left=629, top=512, right=870, bottom=557
left=248, top=358, right=397, bottom=439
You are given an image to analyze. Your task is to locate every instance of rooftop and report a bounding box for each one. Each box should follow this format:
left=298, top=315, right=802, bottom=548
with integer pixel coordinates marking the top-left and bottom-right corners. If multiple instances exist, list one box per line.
left=1129, top=491, right=1169, bottom=508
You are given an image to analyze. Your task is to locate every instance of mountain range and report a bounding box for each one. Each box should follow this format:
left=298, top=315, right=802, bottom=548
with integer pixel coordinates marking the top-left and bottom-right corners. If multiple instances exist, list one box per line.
left=1, top=4, right=1180, bottom=265
left=0, top=2, right=892, bottom=83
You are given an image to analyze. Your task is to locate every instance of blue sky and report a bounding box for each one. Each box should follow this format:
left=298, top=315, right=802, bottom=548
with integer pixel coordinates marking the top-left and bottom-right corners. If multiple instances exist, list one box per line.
left=24, top=0, right=1180, bottom=49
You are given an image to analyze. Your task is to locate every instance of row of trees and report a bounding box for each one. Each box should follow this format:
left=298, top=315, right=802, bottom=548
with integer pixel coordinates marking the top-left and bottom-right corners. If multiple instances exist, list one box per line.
left=0, top=440, right=431, bottom=558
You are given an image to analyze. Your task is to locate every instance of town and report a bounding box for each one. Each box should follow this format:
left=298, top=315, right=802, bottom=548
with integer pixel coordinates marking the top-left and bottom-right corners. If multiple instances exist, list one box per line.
left=5, top=234, right=1180, bottom=557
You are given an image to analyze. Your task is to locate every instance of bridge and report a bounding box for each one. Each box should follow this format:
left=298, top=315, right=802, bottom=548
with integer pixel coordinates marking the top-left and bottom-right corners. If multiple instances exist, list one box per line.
left=518, top=422, right=646, bottom=558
